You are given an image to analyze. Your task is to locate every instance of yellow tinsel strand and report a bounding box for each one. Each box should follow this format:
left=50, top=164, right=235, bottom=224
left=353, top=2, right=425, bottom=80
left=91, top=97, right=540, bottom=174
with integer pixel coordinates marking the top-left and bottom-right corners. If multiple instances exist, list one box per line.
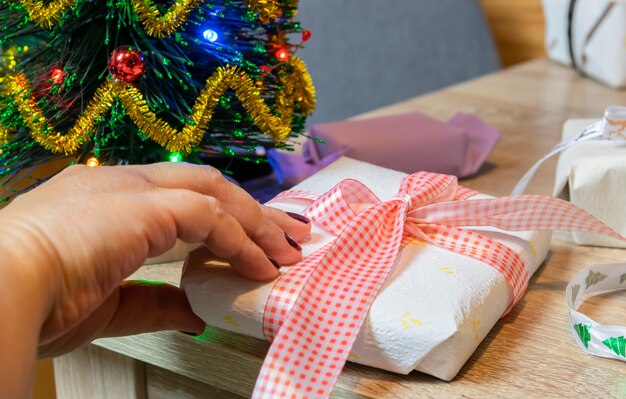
left=130, top=0, right=199, bottom=39
left=248, top=0, right=282, bottom=24
left=5, top=74, right=115, bottom=154
left=13, top=0, right=284, bottom=37
left=15, top=0, right=74, bottom=30
left=282, top=56, right=316, bottom=114
left=0, top=126, right=13, bottom=147
left=1, top=57, right=316, bottom=155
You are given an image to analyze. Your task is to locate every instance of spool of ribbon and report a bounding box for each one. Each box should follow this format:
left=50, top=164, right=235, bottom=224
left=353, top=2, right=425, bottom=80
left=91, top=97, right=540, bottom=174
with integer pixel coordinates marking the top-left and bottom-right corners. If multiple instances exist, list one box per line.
left=567, top=263, right=626, bottom=360
left=252, top=171, right=625, bottom=399
left=512, top=105, right=626, bottom=195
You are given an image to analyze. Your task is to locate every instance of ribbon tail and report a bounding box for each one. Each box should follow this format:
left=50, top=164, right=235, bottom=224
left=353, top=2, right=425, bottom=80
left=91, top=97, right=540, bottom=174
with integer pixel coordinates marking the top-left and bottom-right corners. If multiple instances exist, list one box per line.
left=262, top=242, right=334, bottom=340
left=414, top=194, right=626, bottom=242
left=252, top=202, right=406, bottom=399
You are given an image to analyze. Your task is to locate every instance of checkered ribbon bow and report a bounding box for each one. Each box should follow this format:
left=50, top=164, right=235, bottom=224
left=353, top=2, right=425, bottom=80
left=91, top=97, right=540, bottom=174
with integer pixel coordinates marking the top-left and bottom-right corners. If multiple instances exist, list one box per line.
left=252, top=172, right=623, bottom=399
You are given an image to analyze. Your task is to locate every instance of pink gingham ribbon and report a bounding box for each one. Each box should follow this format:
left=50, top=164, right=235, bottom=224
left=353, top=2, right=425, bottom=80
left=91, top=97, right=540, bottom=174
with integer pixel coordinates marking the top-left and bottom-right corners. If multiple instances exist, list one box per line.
left=252, top=172, right=623, bottom=399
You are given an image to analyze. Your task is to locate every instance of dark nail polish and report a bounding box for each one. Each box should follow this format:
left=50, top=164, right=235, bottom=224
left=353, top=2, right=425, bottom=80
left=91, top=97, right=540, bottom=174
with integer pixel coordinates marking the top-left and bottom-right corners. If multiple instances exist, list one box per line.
left=285, top=232, right=302, bottom=251
left=268, top=256, right=282, bottom=269
left=286, top=212, right=310, bottom=224
left=179, top=331, right=198, bottom=337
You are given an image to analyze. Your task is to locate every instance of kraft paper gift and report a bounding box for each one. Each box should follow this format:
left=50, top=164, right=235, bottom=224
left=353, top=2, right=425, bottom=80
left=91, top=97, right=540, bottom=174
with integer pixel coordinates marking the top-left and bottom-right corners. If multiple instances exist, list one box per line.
left=554, top=118, right=626, bottom=248
left=182, top=157, right=551, bottom=381
left=542, top=0, right=626, bottom=88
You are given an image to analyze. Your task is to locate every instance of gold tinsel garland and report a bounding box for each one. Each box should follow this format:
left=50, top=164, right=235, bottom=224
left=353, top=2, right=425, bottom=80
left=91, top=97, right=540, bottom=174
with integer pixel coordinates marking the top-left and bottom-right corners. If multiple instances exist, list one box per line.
left=14, top=0, right=285, bottom=37
left=0, top=57, right=315, bottom=155
left=0, top=127, right=12, bottom=149
left=126, top=0, right=201, bottom=39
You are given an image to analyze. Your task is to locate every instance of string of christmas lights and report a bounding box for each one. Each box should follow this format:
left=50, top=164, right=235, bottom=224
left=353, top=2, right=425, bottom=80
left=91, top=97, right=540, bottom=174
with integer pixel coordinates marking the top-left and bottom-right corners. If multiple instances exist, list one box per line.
left=1, top=57, right=314, bottom=154
left=0, top=0, right=315, bottom=202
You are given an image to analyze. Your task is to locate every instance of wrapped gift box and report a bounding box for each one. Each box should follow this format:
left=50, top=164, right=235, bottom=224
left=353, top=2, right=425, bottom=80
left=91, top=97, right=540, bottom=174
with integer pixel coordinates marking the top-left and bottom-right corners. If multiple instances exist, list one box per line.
left=542, top=0, right=626, bottom=88
left=182, top=157, right=551, bottom=381
left=554, top=119, right=626, bottom=248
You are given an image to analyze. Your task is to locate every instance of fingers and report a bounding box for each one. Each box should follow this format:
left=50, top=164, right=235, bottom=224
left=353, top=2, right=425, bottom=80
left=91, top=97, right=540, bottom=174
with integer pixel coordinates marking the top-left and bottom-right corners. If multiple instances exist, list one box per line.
left=128, top=162, right=307, bottom=265
left=261, top=205, right=311, bottom=243
left=145, top=188, right=280, bottom=281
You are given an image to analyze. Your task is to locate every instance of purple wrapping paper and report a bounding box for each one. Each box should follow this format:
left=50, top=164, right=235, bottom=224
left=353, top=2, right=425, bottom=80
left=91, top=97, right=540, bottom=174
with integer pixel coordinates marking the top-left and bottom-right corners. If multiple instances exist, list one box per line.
left=269, top=112, right=499, bottom=187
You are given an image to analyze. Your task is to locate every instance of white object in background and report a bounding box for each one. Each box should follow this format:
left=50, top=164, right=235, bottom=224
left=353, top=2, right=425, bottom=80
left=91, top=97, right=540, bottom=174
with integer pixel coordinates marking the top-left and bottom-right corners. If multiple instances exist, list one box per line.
left=181, top=157, right=551, bottom=381
left=542, top=0, right=626, bottom=88
left=554, top=118, right=626, bottom=248
left=513, top=106, right=626, bottom=196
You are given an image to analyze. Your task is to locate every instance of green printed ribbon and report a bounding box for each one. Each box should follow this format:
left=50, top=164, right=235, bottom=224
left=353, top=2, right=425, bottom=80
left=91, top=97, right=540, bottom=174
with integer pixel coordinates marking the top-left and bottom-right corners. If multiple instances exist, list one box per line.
left=567, top=263, right=626, bottom=360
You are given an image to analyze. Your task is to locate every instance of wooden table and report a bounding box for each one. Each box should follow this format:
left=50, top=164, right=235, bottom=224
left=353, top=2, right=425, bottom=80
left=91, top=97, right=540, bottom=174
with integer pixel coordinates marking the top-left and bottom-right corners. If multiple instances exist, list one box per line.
left=54, top=59, right=626, bottom=398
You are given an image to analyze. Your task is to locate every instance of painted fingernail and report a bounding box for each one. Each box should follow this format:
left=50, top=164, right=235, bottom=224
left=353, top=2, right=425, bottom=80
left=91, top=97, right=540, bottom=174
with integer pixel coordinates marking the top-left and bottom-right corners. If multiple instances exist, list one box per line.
left=286, top=212, right=310, bottom=224
left=268, top=256, right=282, bottom=269
left=285, top=232, right=302, bottom=251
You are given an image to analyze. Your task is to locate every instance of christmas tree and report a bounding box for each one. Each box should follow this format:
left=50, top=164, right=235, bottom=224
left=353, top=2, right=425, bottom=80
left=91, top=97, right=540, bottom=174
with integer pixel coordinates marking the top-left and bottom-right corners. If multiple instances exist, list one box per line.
left=0, top=0, right=315, bottom=202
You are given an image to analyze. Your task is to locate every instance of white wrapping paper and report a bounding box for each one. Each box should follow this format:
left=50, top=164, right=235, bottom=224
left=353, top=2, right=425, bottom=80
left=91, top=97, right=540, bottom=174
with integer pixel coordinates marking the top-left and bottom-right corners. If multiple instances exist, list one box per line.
left=182, top=157, right=551, bottom=381
left=555, top=119, right=626, bottom=248
left=542, top=0, right=626, bottom=88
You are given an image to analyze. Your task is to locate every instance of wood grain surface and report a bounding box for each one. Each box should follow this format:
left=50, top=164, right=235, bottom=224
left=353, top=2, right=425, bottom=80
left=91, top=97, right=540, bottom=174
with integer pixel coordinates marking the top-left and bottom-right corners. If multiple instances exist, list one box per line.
left=54, top=345, right=146, bottom=399
left=65, top=59, right=626, bottom=398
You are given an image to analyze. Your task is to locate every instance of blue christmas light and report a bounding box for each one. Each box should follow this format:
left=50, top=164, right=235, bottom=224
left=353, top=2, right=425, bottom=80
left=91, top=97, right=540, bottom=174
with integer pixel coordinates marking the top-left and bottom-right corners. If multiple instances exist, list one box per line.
left=202, top=29, right=218, bottom=42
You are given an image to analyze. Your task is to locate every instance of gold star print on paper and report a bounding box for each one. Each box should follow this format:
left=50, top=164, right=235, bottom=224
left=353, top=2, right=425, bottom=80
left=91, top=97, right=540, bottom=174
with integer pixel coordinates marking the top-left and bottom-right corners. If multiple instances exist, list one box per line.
left=472, top=319, right=481, bottom=341
left=400, top=312, right=423, bottom=330
left=528, top=239, right=538, bottom=257
left=223, top=315, right=240, bottom=328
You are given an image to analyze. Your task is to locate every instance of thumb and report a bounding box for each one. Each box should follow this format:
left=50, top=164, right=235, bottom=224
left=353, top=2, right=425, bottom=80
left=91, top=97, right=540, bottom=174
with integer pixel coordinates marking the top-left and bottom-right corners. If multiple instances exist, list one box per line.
left=101, top=280, right=205, bottom=337
left=38, top=281, right=204, bottom=358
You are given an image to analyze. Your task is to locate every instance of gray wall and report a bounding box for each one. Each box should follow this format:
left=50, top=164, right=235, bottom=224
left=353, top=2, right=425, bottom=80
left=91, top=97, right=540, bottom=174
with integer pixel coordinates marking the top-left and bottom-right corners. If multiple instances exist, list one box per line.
left=296, top=1, right=500, bottom=125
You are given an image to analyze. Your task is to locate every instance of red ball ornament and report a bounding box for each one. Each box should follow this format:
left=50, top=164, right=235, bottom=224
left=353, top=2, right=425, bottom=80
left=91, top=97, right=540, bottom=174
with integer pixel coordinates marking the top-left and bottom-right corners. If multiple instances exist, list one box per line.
left=108, top=46, right=146, bottom=83
left=301, top=30, right=312, bottom=43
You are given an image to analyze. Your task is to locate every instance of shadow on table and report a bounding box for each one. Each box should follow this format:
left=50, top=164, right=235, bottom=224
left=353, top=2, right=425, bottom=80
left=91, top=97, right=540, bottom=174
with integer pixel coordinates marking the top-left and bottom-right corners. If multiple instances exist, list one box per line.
left=469, top=161, right=498, bottom=179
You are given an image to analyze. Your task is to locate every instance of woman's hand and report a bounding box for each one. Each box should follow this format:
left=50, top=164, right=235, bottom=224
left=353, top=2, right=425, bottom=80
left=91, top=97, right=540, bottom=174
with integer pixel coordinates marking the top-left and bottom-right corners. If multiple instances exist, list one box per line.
left=0, top=162, right=310, bottom=361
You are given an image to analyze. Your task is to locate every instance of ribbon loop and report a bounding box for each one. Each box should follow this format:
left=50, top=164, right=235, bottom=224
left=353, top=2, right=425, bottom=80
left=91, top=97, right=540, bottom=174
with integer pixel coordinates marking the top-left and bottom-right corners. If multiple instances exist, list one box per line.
left=398, top=172, right=458, bottom=208
left=304, top=179, right=380, bottom=236
left=391, top=194, right=413, bottom=211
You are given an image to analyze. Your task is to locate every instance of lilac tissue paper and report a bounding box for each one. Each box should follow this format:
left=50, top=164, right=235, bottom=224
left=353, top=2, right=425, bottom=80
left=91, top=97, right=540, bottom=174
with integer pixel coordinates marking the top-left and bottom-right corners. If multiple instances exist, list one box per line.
left=269, top=112, right=500, bottom=187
